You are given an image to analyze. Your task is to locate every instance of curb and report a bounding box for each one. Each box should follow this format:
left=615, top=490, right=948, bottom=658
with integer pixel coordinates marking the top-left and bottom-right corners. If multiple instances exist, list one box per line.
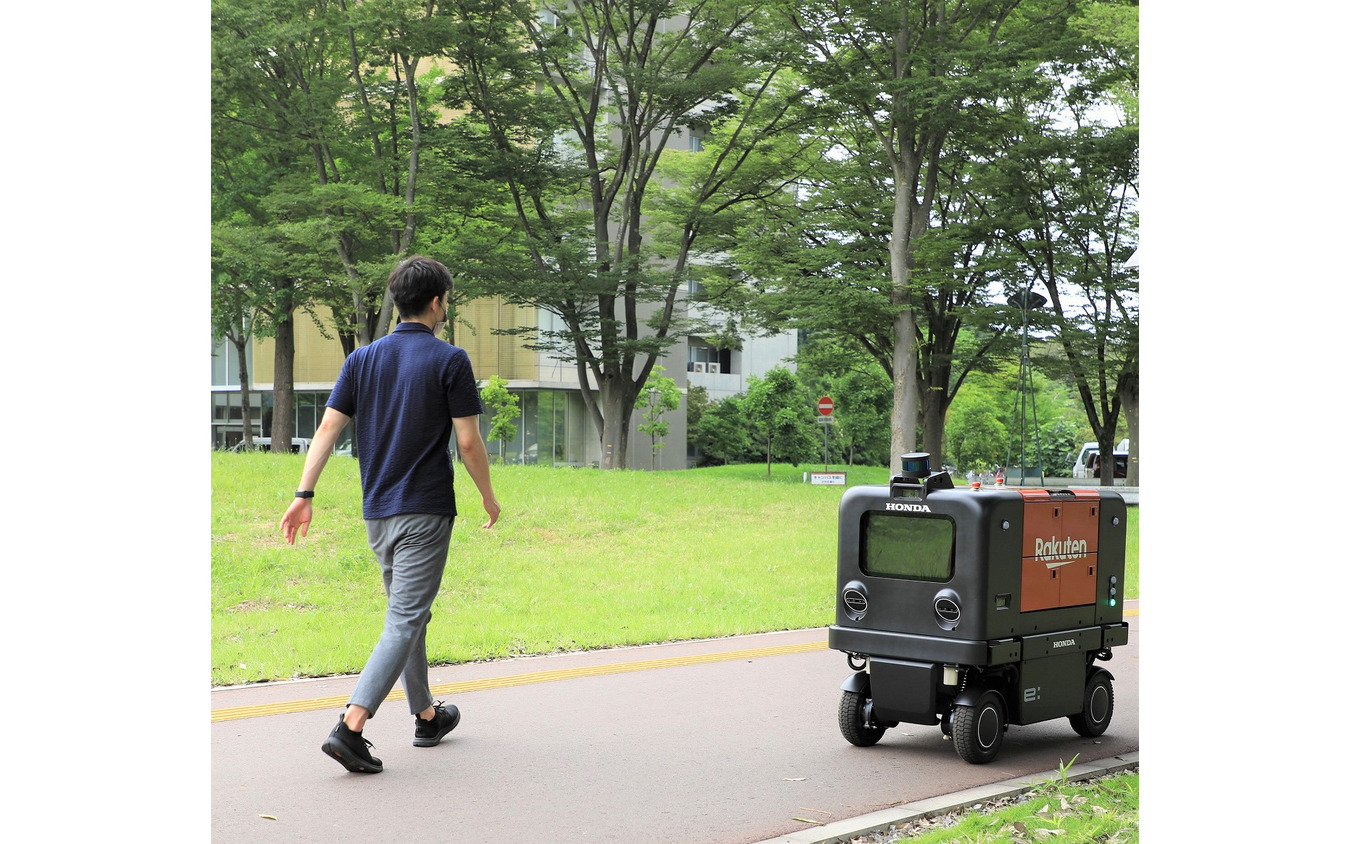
left=747, top=752, right=1140, bottom=844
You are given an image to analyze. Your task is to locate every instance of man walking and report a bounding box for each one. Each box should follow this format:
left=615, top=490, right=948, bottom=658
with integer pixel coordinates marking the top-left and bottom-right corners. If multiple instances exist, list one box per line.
left=280, top=255, right=502, bottom=774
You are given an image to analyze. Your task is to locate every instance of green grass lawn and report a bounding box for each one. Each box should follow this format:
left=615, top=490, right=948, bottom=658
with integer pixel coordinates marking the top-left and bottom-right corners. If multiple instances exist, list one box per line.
left=212, top=455, right=1139, bottom=685
left=879, top=767, right=1138, bottom=843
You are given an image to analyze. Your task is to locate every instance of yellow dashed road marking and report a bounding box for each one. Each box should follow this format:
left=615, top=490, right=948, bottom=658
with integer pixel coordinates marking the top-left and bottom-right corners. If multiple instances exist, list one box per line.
left=211, top=639, right=827, bottom=723
left=213, top=607, right=1138, bottom=723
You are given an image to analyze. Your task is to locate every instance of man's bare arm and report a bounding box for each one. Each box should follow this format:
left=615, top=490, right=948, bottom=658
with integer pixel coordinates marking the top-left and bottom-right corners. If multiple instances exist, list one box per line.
left=280, top=407, right=352, bottom=544
left=452, top=415, right=501, bottom=529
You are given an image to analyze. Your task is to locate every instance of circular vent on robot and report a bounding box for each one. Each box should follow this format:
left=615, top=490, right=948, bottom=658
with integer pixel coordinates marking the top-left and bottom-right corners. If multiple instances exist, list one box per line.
left=934, top=589, right=961, bottom=630
left=842, top=581, right=868, bottom=621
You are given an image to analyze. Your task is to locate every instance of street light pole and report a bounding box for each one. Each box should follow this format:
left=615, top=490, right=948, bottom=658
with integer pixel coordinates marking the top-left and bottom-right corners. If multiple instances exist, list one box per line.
left=1005, top=287, right=1047, bottom=487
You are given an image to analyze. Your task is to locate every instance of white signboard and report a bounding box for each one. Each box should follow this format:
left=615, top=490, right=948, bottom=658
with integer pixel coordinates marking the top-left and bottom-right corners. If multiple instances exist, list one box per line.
left=806, top=472, right=847, bottom=486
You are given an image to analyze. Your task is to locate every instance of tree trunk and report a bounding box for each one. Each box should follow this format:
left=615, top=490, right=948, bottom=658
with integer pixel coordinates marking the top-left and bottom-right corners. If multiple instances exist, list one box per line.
left=1120, top=368, right=1139, bottom=487
left=764, top=427, right=774, bottom=479
left=1096, top=422, right=1118, bottom=488
left=328, top=305, right=358, bottom=358
left=920, top=388, right=947, bottom=470
left=230, top=333, right=253, bottom=448
left=598, top=385, right=631, bottom=470
left=271, top=302, right=296, bottom=453
left=888, top=184, right=921, bottom=473
left=574, top=333, right=644, bottom=470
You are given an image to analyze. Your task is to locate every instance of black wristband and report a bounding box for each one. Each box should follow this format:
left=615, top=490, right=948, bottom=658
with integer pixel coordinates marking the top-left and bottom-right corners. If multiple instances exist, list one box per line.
left=295, top=490, right=315, bottom=499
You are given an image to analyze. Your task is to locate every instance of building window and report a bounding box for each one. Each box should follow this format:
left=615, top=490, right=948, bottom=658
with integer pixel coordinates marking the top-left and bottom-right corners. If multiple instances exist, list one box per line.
left=211, top=389, right=350, bottom=452
left=687, top=341, right=730, bottom=375
left=294, top=392, right=332, bottom=439
left=212, top=337, right=252, bottom=387
left=211, top=390, right=265, bottom=449
left=478, top=388, right=588, bottom=467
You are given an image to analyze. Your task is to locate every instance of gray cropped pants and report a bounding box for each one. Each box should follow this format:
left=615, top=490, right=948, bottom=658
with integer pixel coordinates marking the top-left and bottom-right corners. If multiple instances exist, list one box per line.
left=348, top=513, right=454, bottom=718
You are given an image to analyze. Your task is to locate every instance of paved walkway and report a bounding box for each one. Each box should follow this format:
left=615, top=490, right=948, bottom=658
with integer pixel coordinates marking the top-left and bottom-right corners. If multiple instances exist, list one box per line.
left=212, top=603, right=1139, bottom=843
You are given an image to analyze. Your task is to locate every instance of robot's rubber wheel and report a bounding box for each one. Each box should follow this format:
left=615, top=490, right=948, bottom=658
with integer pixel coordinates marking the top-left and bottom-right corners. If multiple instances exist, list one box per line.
left=1069, top=671, right=1115, bottom=737
left=951, top=691, right=1005, bottom=764
left=838, top=689, right=886, bottom=747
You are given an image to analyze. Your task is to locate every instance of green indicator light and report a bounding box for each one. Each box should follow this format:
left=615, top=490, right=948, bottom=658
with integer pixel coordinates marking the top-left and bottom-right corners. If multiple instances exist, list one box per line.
left=1108, top=598, right=1117, bottom=607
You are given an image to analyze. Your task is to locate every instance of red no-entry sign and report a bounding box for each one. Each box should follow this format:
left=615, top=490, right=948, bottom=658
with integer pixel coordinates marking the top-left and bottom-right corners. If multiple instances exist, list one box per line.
left=818, top=396, right=834, bottom=416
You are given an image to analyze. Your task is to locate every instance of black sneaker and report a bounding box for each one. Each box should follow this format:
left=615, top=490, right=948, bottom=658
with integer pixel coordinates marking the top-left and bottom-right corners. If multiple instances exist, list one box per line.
left=321, top=717, right=383, bottom=773
left=413, top=701, right=461, bottom=747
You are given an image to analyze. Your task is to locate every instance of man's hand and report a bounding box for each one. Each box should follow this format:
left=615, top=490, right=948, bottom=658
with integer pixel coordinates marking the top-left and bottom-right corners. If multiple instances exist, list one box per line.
left=481, top=496, right=502, bottom=529
left=281, top=498, right=313, bottom=545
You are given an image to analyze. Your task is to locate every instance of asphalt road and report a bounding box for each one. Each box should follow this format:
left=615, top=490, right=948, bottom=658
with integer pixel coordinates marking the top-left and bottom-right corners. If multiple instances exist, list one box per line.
left=211, top=603, right=1138, bottom=843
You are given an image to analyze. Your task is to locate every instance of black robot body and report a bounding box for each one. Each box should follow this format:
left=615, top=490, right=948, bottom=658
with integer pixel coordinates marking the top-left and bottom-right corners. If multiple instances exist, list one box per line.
left=830, top=454, right=1128, bottom=763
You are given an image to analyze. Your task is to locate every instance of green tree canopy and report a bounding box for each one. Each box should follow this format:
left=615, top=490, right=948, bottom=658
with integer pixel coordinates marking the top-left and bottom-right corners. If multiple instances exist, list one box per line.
left=637, top=365, right=683, bottom=469
left=742, top=366, right=818, bottom=477
left=692, top=394, right=751, bottom=467
left=480, top=374, right=521, bottom=462
left=435, top=0, right=816, bottom=468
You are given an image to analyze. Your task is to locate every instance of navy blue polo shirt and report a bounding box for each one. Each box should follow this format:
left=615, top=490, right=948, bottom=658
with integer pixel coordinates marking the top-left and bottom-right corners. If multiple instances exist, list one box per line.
left=327, top=322, right=484, bottom=520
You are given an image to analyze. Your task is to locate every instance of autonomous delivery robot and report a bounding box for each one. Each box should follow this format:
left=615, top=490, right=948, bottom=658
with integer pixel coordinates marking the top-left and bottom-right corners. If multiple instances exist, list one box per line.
left=830, top=454, right=1128, bottom=763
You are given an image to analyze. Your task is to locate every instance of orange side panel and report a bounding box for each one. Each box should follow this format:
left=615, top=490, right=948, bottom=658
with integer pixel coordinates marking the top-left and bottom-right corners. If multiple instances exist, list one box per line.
left=1060, top=501, right=1100, bottom=555
left=1057, top=555, right=1099, bottom=607
left=1021, top=501, right=1062, bottom=557
left=1021, top=557, right=1060, bottom=612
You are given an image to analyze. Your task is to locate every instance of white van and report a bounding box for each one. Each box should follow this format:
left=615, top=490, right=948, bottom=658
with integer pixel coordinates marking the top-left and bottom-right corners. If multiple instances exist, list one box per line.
left=1071, top=442, right=1098, bottom=478
left=229, top=437, right=311, bottom=454
left=1072, top=439, right=1129, bottom=478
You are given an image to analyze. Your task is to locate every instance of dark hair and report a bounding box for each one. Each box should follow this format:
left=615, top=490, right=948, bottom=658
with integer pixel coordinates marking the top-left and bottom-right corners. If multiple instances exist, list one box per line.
left=388, top=255, right=453, bottom=319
